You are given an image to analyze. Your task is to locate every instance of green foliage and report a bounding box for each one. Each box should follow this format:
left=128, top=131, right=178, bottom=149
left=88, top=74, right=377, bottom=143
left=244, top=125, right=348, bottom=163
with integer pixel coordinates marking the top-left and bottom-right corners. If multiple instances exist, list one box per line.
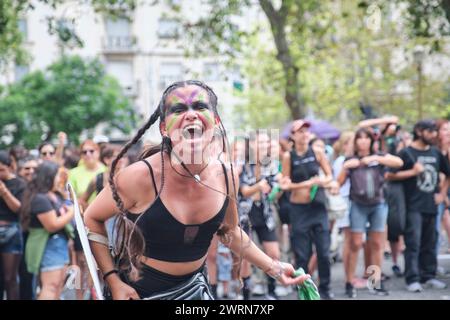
left=230, top=0, right=450, bottom=129
left=0, top=0, right=30, bottom=70
left=0, top=55, right=135, bottom=148
left=0, top=0, right=138, bottom=70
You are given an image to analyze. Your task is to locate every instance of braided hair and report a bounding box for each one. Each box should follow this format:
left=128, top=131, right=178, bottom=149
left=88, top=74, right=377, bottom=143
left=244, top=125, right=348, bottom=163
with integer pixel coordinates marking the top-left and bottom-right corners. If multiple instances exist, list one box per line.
left=109, top=80, right=240, bottom=281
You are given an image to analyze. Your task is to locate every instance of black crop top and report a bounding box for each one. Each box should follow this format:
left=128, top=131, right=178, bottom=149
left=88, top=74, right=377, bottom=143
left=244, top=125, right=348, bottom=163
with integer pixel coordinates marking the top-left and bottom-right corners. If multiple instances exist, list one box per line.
left=127, top=160, right=229, bottom=262
left=290, top=148, right=320, bottom=183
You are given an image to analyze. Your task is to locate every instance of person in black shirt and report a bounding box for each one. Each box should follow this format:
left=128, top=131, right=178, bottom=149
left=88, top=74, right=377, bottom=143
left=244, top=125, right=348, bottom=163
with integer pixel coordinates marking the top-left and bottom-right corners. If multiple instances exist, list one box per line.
left=386, top=120, right=450, bottom=292
left=281, top=119, right=339, bottom=299
left=20, top=161, right=74, bottom=299
left=0, top=150, right=26, bottom=300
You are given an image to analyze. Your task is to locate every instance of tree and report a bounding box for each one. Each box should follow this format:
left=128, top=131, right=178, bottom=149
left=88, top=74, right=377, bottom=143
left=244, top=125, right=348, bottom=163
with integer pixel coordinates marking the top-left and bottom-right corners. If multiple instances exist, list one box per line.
left=228, top=0, right=450, bottom=129
left=0, top=0, right=137, bottom=70
left=170, top=0, right=450, bottom=123
left=0, top=55, right=136, bottom=148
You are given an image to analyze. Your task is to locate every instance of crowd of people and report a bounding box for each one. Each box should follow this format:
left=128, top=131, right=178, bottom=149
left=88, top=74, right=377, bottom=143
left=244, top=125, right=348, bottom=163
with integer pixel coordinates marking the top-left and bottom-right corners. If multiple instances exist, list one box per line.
left=0, top=80, right=449, bottom=300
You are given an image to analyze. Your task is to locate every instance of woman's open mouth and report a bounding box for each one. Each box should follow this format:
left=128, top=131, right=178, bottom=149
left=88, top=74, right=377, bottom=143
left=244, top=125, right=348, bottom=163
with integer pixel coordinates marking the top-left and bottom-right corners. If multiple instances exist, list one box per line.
left=182, top=124, right=204, bottom=141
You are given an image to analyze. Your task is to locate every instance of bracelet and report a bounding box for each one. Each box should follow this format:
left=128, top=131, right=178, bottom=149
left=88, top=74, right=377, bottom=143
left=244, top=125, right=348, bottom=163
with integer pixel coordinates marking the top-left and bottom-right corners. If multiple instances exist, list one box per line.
left=103, top=269, right=118, bottom=281
left=264, top=259, right=284, bottom=280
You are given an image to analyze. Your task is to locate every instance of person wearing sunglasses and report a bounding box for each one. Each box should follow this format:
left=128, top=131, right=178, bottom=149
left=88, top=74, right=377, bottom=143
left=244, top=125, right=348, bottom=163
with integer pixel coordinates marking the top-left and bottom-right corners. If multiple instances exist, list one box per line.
left=38, top=143, right=57, bottom=163
left=68, top=139, right=106, bottom=300
left=18, top=157, right=39, bottom=183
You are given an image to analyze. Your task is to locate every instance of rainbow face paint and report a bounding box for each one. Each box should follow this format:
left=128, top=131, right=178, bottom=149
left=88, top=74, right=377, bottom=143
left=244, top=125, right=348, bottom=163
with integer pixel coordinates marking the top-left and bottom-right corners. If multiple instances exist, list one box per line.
left=199, top=109, right=214, bottom=125
left=166, top=114, right=181, bottom=132
left=164, top=86, right=215, bottom=134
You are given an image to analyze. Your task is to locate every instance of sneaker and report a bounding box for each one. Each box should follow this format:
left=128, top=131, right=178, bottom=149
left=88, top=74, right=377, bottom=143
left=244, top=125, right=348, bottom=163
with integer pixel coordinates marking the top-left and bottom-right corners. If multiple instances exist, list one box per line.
left=423, top=279, right=447, bottom=289
left=436, top=266, right=450, bottom=277
left=319, top=290, right=335, bottom=300
left=275, top=285, right=290, bottom=297
left=381, top=273, right=391, bottom=281
left=370, top=287, right=389, bottom=296
left=345, top=282, right=357, bottom=298
left=392, top=265, right=403, bottom=278
left=264, top=292, right=279, bottom=300
left=252, top=284, right=265, bottom=296
left=406, top=282, right=423, bottom=292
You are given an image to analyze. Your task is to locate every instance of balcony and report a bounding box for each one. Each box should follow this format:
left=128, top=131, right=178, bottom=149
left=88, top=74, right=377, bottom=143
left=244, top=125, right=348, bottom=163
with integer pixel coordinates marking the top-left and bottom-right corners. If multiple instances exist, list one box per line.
left=102, top=36, right=137, bottom=54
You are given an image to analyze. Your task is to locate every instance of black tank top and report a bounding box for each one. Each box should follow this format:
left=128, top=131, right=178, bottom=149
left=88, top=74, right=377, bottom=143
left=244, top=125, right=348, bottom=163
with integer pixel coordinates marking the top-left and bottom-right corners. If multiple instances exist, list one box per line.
left=127, top=160, right=229, bottom=262
left=290, top=148, right=320, bottom=183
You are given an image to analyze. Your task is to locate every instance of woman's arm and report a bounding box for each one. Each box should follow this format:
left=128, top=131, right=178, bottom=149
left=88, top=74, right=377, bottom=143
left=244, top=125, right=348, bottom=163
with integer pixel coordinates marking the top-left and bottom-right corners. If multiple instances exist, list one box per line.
left=55, top=132, right=66, bottom=166
left=37, top=207, right=74, bottom=233
left=83, top=163, right=152, bottom=300
left=367, top=154, right=403, bottom=168
left=222, top=167, right=309, bottom=286
left=0, top=181, right=21, bottom=213
left=240, top=179, right=271, bottom=197
left=358, top=116, right=398, bottom=129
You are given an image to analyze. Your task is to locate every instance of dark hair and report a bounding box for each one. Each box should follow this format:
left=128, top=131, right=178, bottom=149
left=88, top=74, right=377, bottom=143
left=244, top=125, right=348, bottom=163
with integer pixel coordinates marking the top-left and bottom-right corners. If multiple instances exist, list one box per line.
left=0, top=150, right=12, bottom=167
left=100, top=144, right=120, bottom=165
left=20, top=161, right=60, bottom=230
left=354, top=128, right=375, bottom=156
left=109, top=80, right=239, bottom=280
left=18, top=155, right=38, bottom=170
left=412, top=119, right=437, bottom=141
left=38, top=142, right=55, bottom=153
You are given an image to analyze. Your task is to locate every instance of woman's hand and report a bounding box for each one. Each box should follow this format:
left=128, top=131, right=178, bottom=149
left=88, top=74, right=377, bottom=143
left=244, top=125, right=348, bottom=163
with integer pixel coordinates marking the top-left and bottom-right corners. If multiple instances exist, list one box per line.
left=326, top=180, right=340, bottom=195
left=258, top=179, right=271, bottom=194
left=278, top=262, right=311, bottom=286
left=279, top=176, right=292, bottom=190
left=266, top=260, right=311, bottom=286
left=343, top=158, right=360, bottom=170
left=360, top=155, right=380, bottom=166
left=110, top=280, right=140, bottom=300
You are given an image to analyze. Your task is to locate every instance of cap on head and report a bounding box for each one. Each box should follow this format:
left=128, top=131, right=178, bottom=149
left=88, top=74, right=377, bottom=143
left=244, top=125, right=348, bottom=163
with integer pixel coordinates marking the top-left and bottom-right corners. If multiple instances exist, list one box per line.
left=291, top=119, right=311, bottom=134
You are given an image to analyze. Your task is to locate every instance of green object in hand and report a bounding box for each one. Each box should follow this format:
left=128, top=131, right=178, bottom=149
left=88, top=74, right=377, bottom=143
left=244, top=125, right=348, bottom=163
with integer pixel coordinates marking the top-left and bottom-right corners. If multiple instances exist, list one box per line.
left=293, top=268, right=321, bottom=300
left=268, top=185, right=281, bottom=202
left=310, top=184, right=319, bottom=201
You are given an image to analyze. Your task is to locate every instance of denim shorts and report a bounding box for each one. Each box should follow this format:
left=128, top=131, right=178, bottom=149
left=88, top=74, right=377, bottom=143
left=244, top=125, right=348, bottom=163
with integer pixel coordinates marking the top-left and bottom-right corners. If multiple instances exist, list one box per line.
left=40, top=234, right=70, bottom=272
left=350, top=201, right=388, bottom=233
left=0, top=222, right=24, bottom=255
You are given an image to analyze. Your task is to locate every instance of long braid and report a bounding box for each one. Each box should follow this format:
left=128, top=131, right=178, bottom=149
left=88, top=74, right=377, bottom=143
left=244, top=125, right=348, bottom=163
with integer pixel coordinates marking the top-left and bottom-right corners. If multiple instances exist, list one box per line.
left=109, top=80, right=244, bottom=283
left=109, top=81, right=190, bottom=280
left=109, top=108, right=160, bottom=280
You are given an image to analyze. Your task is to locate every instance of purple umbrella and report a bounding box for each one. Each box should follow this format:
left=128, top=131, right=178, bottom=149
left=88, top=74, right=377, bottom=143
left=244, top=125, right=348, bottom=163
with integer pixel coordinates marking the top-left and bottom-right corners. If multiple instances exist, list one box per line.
left=281, top=119, right=341, bottom=141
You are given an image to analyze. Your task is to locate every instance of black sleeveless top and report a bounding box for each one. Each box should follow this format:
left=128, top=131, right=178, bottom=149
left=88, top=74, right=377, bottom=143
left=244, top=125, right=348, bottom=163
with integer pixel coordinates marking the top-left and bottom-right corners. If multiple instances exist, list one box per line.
left=127, top=160, right=229, bottom=262
left=290, top=148, right=320, bottom=183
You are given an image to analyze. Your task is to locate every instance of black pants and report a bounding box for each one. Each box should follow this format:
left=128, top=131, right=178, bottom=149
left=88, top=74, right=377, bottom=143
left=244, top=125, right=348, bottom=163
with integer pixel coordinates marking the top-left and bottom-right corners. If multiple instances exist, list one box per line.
left=289, top=202, right=331, bottom=293
left=404, top=211, right=437, bottom=285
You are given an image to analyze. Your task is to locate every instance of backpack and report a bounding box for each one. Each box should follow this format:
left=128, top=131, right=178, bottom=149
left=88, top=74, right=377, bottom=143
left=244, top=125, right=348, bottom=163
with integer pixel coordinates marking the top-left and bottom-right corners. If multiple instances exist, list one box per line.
left=349, top=163, right=385, bottom=205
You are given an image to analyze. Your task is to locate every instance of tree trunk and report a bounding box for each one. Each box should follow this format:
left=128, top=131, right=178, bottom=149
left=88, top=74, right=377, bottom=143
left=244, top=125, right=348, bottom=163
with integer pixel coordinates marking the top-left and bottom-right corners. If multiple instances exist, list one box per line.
left=259, top=0, right=305, bottom=120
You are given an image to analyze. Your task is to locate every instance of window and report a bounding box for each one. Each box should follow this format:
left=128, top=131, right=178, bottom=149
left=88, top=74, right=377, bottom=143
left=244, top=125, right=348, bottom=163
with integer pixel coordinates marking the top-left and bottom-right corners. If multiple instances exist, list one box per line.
left=15, top=65, right=29, bottom=82
left=104, top=18, right=135, bottom=50
left=106, top=61, right=135, bottom=95
left=159, top=63, right=183, bottom=89
left=17, top=19, right=27, bottom=40
left=157, top=19, right=180, bottom=39
left=203, top=63, right=221, bottom=82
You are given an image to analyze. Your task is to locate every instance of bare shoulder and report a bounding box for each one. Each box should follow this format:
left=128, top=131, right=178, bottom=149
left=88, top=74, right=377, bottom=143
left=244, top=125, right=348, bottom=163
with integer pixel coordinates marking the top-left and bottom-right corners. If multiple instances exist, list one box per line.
left=114, top=156, right=157, bottom=202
